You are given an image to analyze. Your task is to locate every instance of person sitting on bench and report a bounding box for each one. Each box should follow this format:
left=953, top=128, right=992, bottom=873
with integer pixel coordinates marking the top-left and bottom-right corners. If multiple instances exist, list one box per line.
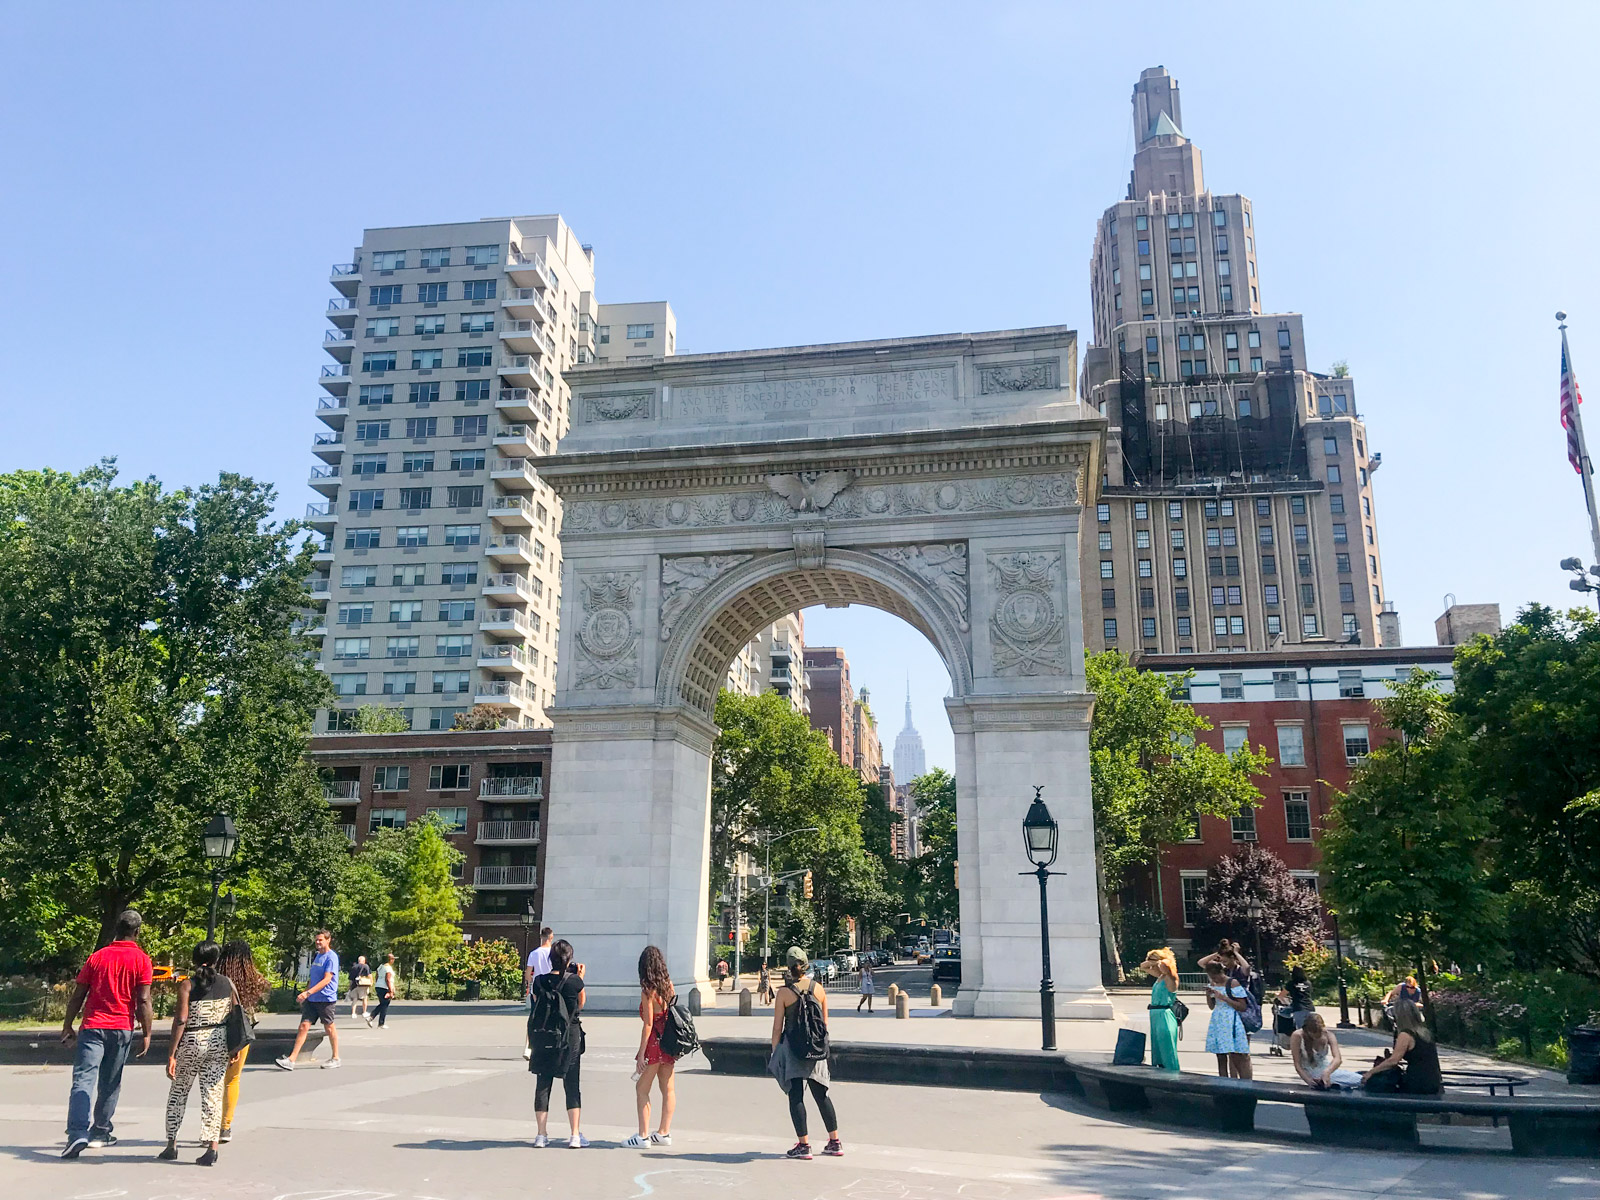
left=1362, top=997, right=1441, bottom=1095
left=1291, top=1014, right=1362, bottom=1089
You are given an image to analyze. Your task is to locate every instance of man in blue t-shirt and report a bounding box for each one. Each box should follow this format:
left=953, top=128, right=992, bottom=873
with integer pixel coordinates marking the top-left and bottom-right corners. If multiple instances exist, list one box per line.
left=275, top=930, right=342, bottom=1070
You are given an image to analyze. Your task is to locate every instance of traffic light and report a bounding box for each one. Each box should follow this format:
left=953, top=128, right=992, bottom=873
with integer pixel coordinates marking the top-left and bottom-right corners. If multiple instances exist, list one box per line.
left=803, top=870, right=814, bottom=900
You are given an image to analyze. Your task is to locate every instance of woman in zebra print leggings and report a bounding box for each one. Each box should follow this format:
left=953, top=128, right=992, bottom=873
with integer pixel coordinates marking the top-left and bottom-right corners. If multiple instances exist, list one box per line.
left=158, top=941, right=237, bottom=1166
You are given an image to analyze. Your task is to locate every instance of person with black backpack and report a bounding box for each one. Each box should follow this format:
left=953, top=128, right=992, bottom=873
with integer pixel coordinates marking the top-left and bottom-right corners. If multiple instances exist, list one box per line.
left=768, top=947, right=842, bottom=1160
left=625, top=945, right=679, bottom=1149
left=527, top=939, right=586, bottom=1149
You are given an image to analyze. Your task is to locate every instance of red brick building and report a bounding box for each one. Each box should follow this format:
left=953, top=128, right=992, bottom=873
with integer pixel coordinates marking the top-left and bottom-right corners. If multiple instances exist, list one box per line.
left=309, top=729, right=551, bottom=946
left=804, top=646, right=856, bottom=772
left=1129, top=645, right=1456, bottom=951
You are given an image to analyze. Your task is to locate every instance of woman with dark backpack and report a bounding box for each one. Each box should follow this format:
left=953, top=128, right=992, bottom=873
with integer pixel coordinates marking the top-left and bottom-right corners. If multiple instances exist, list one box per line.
left=768, top=947, right=842, bottom=1160
left=625, top=945, right=677, bottom=1149
left=527, top=939, right=586, bottom=1148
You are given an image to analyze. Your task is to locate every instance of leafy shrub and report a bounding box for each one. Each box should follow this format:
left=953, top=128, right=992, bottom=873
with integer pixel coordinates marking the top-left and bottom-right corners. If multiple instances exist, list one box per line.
left=437, top=939, right=522, bottom=998
left=1536, top=1039, right=1569, bottom=1070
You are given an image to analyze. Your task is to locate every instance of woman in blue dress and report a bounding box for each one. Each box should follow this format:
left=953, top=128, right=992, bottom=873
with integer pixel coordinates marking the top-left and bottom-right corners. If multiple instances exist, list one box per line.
left=1140, top=948, right=1181, bottom=1072
left=1202, top=959, right=1252, bottom=1079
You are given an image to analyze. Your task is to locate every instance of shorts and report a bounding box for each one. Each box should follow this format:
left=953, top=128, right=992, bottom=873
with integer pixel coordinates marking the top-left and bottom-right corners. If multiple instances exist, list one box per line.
left=300, top=999, right=337, bottom=1026
left=349, top=983, right=371, bottom=1000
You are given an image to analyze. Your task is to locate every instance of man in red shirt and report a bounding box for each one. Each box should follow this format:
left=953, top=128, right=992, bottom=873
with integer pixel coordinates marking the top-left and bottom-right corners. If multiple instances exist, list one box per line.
left=60, top=910, right=154, bottom=1158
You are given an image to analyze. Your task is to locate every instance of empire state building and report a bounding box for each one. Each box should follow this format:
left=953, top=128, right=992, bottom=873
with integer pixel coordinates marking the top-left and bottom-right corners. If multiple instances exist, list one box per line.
left=893, top=681, right=926, bottom=783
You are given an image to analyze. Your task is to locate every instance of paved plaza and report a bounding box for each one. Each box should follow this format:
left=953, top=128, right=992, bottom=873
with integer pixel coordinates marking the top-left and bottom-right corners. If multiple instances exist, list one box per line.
left=4, top=999, right=1596, bottom=1200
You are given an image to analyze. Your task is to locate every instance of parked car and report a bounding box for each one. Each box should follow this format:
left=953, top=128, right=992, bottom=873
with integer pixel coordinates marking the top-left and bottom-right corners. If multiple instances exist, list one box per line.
left=915, top=948, right=934, bottom=965
left=812, top=958, right=839, bottom=982
left=931, top=944, right=961, bottom=982
left=832, top=949, right=858, bottom=973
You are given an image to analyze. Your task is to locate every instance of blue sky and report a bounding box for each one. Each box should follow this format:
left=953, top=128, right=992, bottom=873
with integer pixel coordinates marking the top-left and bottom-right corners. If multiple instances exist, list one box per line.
left=6, top=3, right=1599, bottom=775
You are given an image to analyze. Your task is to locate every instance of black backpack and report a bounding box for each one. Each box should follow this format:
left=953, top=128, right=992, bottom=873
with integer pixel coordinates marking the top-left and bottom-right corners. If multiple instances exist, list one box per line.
left=527, top=976, right=576, bottom=1074
left=784, top=981, right=830, bottom=1061
left=658, top=993, right=699, bottom=1059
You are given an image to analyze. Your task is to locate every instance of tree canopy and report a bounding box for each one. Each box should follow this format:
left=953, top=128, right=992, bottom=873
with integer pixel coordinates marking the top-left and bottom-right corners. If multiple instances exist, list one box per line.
left=1190, top=844, right=1325, bottom=967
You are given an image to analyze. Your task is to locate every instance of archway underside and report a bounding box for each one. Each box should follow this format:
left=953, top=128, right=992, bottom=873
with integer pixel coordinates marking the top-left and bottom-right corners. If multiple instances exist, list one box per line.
left=680, top=568, right=942, bottom=715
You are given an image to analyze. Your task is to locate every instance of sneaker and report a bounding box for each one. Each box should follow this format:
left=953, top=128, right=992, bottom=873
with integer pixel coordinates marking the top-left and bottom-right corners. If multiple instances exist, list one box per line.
left=567, top=1134, right=588, bottom=1149
left=274, top=1056, right=295, bottom=1071
left=322, top=1057, right=341, bottom=1069
left=61, top=1137, right=88, bottom=1160
left=86, top=1134, right=117, bottom=1149
left=156, top=1143, right=178, bottom=1161
left=822, top=1138, right=844, bottom=1156
left=521, top=1046, right=531, bottom=1060
left=649, top=1131, right=672, bottom=1146
left=219, top=1128, right=231, bottom=1144
left=533, top=1134, right=548, bottom=1148
left=785, top=1142, right=813, bottom=1160
left=365, top=1015, right=375, bottom=1028
left=623, top=1134, right=650, bottom=1149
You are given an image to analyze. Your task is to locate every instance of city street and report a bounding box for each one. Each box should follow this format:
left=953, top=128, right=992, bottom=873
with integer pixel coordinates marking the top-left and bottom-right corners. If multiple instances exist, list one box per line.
left=4, top=1007, right=1593, bottom=1200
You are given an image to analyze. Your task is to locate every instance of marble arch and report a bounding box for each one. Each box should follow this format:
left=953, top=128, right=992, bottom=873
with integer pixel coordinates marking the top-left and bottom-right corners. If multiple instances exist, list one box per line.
left=537, top=327, right=1113, bottom=1018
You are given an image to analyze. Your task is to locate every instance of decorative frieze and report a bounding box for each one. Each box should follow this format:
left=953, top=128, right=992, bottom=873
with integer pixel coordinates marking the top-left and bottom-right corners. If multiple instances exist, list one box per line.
left=977, top=360, right=1059, bottom=395
left=583, top=391, right=654, bottom=423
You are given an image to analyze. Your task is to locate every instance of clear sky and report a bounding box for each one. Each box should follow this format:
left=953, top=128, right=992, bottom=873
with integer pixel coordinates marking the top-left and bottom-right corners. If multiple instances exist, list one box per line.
left=6, top=3, right=1599, bottom=776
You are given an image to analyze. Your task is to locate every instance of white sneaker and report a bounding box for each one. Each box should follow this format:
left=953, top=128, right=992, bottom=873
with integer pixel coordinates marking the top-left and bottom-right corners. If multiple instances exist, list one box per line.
left=322, top=1057, right=341, bottom=1069
left=533, top=1134, right=548, bottom=1148
left=274, top=1056, right=294, bottom=1071
left=623, top=1134, right=649, bottom=1148
left=650, top=1131, right=672, bottom=1146
left=567, top=1134, right=588, bottom=1149
left=521, top=1046, right=531, bottom=1060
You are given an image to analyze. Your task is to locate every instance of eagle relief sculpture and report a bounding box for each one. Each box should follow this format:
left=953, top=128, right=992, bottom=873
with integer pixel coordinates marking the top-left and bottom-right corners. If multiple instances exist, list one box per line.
left=767, top=470, right=853, bottom=512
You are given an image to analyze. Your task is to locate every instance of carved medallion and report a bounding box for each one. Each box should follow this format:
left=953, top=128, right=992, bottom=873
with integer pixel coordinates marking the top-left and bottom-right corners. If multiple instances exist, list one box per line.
left=574, top=571, right=640, bottom=689
left=988, top=551, right=1065, bottom=676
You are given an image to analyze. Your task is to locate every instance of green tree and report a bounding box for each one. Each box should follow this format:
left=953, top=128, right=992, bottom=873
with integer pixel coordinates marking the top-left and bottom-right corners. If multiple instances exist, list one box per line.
left=1321, top=670, right=1502, bottom=1016
left=0, top=463, right=334, bottom=949
left=385, top=818, right=467, bottom=974
left=904, top=768, right=959, bottom=927
left=450, top=703, right=507, bottom=732
left=355, top=704, right=411, bottom=733
left=1190, top=844, right=1325, bottom=970
left=1086, top=650, right=1270, bottom=978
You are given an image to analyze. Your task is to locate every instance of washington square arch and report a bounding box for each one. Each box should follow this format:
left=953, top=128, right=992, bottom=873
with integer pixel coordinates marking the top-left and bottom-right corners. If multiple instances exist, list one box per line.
left=539, top=325, right=1114, bottom=1020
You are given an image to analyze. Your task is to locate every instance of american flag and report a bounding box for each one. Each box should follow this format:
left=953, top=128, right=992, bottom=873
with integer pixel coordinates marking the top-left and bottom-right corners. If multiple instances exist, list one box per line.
left=1562, top=335, right=1584, bottom=474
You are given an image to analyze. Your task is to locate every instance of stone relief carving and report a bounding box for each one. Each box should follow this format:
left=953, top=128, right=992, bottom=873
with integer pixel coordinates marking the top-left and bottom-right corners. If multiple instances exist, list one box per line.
left=987, top=550, right=1065, bottom=676
left=793, top=527, right=826, bottom=571
left=583, top=391, right=654, bottom=423
left=977, top=361, right=1058, bottom=395
left=659, top=554, right=753, bottom=642
left=560, top=471, right=1078, bottom=534
left=767, top=470, right=853, bottom=512
left=869, top=544, right=969, bottom=630
left=573, top=571, right=641, bottom=689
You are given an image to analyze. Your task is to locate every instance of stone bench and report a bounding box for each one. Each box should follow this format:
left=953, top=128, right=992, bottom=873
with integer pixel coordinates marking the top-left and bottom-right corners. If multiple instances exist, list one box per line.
left=1063, top=1055, right=1600, bottom=1158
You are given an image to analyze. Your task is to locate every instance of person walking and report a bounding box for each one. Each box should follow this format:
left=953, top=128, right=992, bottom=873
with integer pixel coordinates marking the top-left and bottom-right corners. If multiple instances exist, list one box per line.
left=1140, top=948, right=1181, bottom=1072
left=855, top=961, right=875, bottom=1013
left=1287, top=965, right=1316, bottom=1030
left=716, top=957, right=730, bottom=992
left=523, top=927, right=554, bottom=1060
left=59, top=909, right=154, bottom=1159
left=769, top=947, right=842, bottom=1160
left=1202, top=959, right=1252, bottom=1079
left=217, top=940, right=267, bottom=1144
left=758, top=962, right=773, bottom=1005
left=157, top=941, right=236, bottom=1166
left=275, top=930, right=341, bottom=1069
left=372, top=953, right=397, bottom=1029
left=528, top=939, right=586, bottom=1148
left=348, top=955, right=372, bottom=1021
left=624, top=945, right=677, bottom=1149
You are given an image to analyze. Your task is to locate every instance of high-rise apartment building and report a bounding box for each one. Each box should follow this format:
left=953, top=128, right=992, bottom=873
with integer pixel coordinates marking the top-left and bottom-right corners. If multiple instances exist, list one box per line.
left=804, top=646, right=856, bottom=773
left=1082, top=68, right=1387, bottom=655
left=308, top=216, right=672, bottom=732
left=852, top=688, right=882, bottom=786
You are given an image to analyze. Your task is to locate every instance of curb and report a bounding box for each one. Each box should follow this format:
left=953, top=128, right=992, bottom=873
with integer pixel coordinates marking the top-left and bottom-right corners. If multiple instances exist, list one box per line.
left=0, top=1028, right=322, bottom=1066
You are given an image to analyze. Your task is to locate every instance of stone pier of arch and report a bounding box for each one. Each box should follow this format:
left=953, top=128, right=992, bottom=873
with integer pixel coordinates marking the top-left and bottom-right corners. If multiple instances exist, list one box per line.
left=538, top=328, right=1113, bottom=1020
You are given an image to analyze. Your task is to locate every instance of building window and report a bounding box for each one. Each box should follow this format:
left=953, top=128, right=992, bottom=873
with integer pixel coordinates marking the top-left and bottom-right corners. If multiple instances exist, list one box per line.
left=330, top=673, right=366, bottom=697
left=1264, top=584, right=1279, bottom=606
left=1099, top=531, right=1113, bottom=551
left=1343, top=723, right=1371, bottom=763
left=1339, top=582, right=1355, bottom=604
left=1219, top=672, right=1244, bottom=700
left=382, top=671, right=417, bottom=695
left=458, top=379, right=493, bottom=402
left=1175, top=587, right=1189, bottom=609
left=1342, top=613, right=1360, bottom=637
left=1101, top=588, right=1116, bottom=609
left=1284, top=792, right=1312, bottom=841
left=369, top=808, right=408, bottom=832
left=1277, top=724, right=1306, bottom=766
left=447, top=486, right=484, bottom=508
left=1266, top=614, right=1281, bottom=635
left=341, top=565, right=377, bottom=588
left=1135, top=528, right=1151, bottom=548
left=393, top=525, right=428, bottom=548
left=390, top=600, right=423, bottom=623
left=338, top=603, right=374, bottom=625
left=444, top=524, right=480, bottom=547
left=369, top=284, right=403, bottom=306
left=432, top=670, right=471, bottom=695
left=1258, top=525, right=1274, bottom=545
left=1229, top=615, right=1244, bottom=634
left=1336, top=668, right=1365, bottom=698
left=1181, top=874, right=1207, bottom=927
left=1303, top=614, right=1320, bottom=636
left=354, top=420, right=390, bottom=442
left=450, top=449, right=486, bottom=471
left=412, top=349, right=443, bottom=370
left=440, top=562, right=478, bottom=585
left=453, top=414, right=489, bottom=437
left=333, top=637, right=371, bottom=659
left=428, top=764, right=471, bottom=790
left=1103, top=618, right=1118, bottom=640
left=1138, top=239, right=1150, bottom=255
left=1298, top=555, right=1313, bottom=577
left=439, top=600, right=476, bottom=622
left=358, top=385, right=394, bottom=406
left=1177, top=616, right=1191, bottom=636
left=1327, top=464, right=1342, bottom=484
left=1336, top=553, right=1351, bottom=573
left=1329, top=494, right=1345, bottom=514
left=1269, top=670, right=1295, bottom=699
left=1170, top=528, right=1185, bottom=549
left=463, top=243, right=500, bottom=265
left=1231, top=809, right=1258, bottom=842
left=1142, top=617, right=1157, bottom=638
left=1097, top=503, right=1111, bottom=523
left=1140, top=587, right=1155, bottom=608
left=366, top=317, right=400, bottom=338
left=1138, top=559, right=1153, bottom=577
left=1301, top=583, right=1317, bottom=607
left=1211, top=586, right=1226, bottom=607
left=417, top=283, right=448, bottom=304
left=345, top=528, right=381, bottom=550
left=1226, top=585, right=1242, bottom=604
left=458, top=347, right=494, bottom=368
left=1221, top=527, right=1238, bottom=548
left=1278, top=329, right=1292, bottom=349
left=1207, top=528, right=1222, bottom=548
left=461, top=312, right=495, bottom=333
left=1213, top=616, right=1229, bottom=635
left=462, top=279, right=496, bottom=301
left=401, top=451, right=434, bottom=473
left=1293, top=524, right=1309, bottom=544
left=386, top=636, right=419, bottom=658
left=1222, top=725, right=1249, bottom=754
left=1250, top=357, right=1262, bottom=371
left=398, top=487, right=432, bottom=510
left=1173, top=557, right=1187, bottom=578
left=1100, top=561, right=1114, bottom=579
left=325, top=709, right=356, bottom=733
left=373, top=765, right=409, bottom=792
left=406, top=417, right=437, bottom=438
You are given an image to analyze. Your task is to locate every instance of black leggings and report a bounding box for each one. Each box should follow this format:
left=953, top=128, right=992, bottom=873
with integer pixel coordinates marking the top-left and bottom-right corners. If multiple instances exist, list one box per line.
left=787, top=1077, right=836, bottom=1138
left=535, top=1059, right=581, bottom=1112
left=374, top=988, right=392, bottom=1026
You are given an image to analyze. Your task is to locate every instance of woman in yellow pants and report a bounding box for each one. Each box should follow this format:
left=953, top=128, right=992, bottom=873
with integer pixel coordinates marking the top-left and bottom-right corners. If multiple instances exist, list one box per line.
left=217, top=941, right=269, bottom=1142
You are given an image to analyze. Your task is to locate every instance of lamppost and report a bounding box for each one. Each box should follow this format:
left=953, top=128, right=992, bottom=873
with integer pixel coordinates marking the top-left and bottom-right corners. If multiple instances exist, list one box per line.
left=761, top=826, right=821, bottom=970
left=200, top=813, right=239, bottom=941
left=1246, top=896, right=1265, bottom=974
left=1331, top=914, right=1354, bottom=1028
left=520, top=902, right=538, bottom=961
left=1021, top=786, right=1062, bottom=1052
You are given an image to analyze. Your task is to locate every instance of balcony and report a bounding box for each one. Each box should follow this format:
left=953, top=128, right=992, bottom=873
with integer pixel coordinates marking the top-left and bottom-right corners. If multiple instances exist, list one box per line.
left=498, top=355, right=538, bottom=387
left=480, top=607, right=534, bottom=639
left=479, top=643, right=530, bottom=671
left=499, top=320, right=552, bottom=357
left=324, top=779, right=361, bottom=805
left=485, top=533, right=534, bottom=565
left=330, top=262, right=362, bottom=297
left=482, top=572, right=534, bottom=602
left=309, top=464, right=341, bottom=495
left=489, top=496, right=535, bottom=527
left=304, top=501, right=338, bottom=530
left=339, top=824, right=358, bottom=843
left=496, top=387, right=553, bottom=423
left=476, top=820, right=541, bottom=845
left=327, top=297, right=359, bottom=327
left=473, top=865, right=538, bottom=889
left=311, top=539, right=335, bottom=563
left=316, top=396, right=348, bottom=429
left=503, top=287, right=554, bottom=323
left=490, top=457, right=537, bottom=491
left=481, top=776, right=543, bottom=799
left=319, top=363, right=352, bottom=396
left=312, top=431, right=344, bottom=462
left=504, top=252, right=552, bottom=290
left=475, top=679, right=531, bottom=707
left=308, top=575, right=331, bottom=596
left=323, top=328, right=355, bottom=363
left=494, top=424, right=537, bottom=456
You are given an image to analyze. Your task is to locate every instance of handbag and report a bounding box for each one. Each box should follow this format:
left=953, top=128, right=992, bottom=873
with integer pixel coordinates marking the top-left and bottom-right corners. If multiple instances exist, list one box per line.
left=225, top=1002, right=255, bottom=1054
left=1170, top=997, right=1190, bottom=1026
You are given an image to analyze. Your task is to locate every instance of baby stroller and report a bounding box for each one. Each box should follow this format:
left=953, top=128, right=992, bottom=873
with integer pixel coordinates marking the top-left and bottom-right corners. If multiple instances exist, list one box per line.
left=1270, top=998, right=1295, bottom=1056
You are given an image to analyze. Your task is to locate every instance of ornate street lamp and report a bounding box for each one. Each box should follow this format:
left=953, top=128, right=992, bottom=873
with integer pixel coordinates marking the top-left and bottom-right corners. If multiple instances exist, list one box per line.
left=1246, top=896, right=1265, bottom=974
left=1021, top=786, right=1061, bottom=1051
left=520, top=902, right=538, bottom=961
left=201, top=813, right=239, bottom=940
left=1331, top=913, right=1354, bottom=1028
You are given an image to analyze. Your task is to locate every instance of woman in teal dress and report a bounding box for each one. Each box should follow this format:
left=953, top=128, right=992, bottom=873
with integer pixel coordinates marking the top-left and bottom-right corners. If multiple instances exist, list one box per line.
left=1141, top=948, right=1181, bottom=1071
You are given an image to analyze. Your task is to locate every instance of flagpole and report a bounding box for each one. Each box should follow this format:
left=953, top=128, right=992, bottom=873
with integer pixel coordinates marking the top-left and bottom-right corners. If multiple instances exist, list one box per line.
left=1558, top=313, right=1600, bottom=575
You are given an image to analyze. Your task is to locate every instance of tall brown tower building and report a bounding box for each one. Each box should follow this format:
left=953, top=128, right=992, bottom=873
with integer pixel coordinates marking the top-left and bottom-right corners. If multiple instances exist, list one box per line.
left=1082, top=68, right=1388, bottom=655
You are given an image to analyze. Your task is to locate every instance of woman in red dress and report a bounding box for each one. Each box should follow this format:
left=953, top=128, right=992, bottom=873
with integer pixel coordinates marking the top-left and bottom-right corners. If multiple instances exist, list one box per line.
left=625, top=945, right=677, bottom=1149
